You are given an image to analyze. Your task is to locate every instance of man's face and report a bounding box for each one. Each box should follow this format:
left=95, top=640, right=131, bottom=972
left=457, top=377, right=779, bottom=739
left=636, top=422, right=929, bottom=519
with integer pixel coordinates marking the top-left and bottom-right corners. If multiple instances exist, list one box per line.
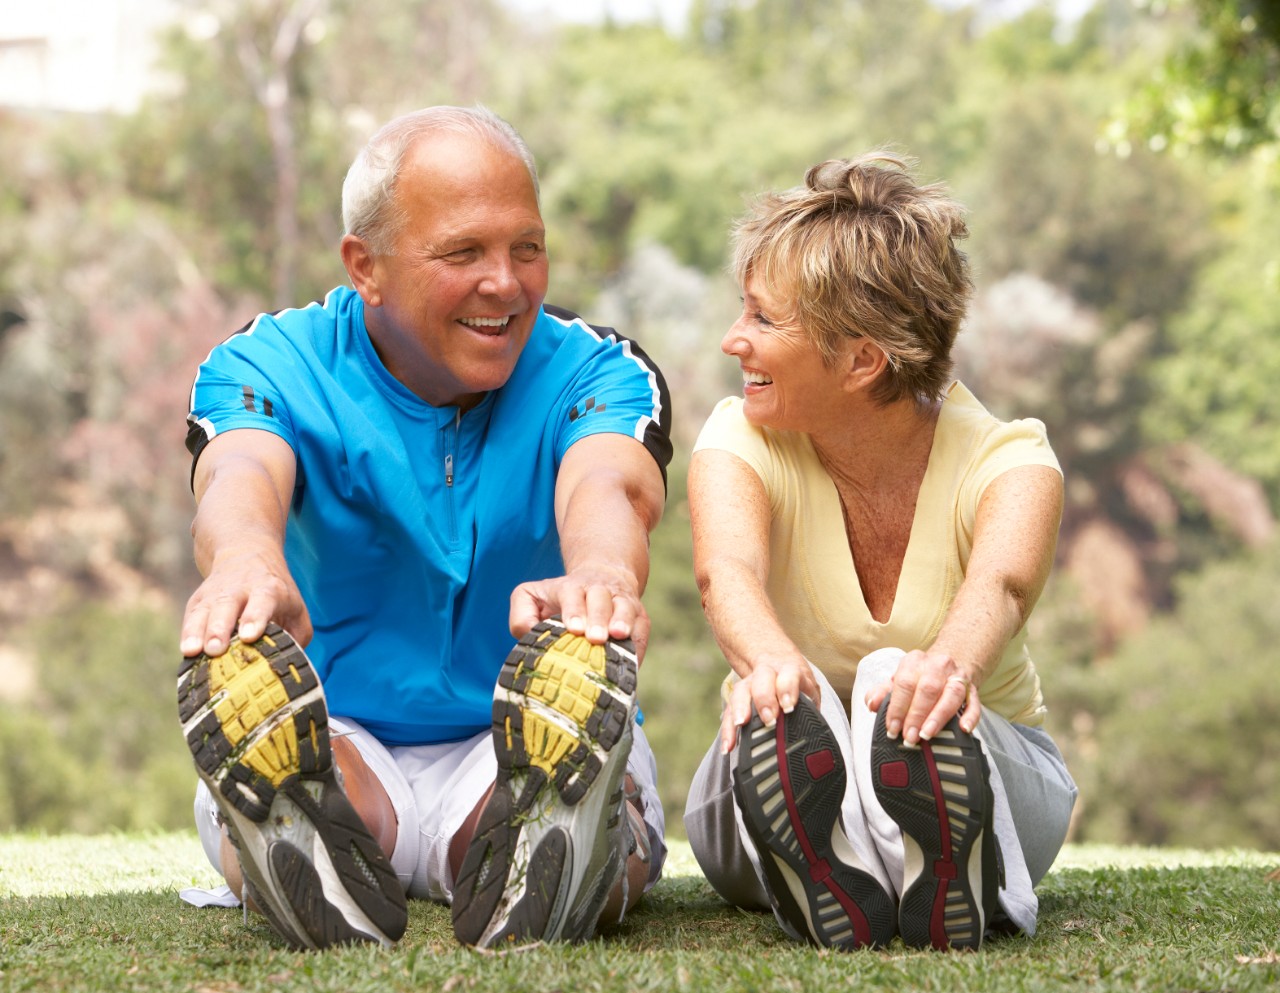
left=362, top=132, right=549, bottom=409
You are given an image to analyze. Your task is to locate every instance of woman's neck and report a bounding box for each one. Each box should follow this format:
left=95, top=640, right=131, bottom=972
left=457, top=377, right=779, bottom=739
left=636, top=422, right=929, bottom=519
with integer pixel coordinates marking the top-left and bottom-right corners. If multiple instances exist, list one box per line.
left=810, top=392, right=943, bottom=491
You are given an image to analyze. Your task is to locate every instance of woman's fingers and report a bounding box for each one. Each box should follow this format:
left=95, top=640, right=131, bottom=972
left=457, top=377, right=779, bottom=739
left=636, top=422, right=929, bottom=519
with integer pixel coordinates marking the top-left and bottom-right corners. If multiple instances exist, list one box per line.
left=919, top=673, right=971, bottom=741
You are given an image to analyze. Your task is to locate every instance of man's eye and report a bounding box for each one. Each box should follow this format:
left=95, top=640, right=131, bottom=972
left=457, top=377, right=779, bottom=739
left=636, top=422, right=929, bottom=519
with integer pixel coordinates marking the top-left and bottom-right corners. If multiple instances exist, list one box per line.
left=514, top=243, right=544, bottom=261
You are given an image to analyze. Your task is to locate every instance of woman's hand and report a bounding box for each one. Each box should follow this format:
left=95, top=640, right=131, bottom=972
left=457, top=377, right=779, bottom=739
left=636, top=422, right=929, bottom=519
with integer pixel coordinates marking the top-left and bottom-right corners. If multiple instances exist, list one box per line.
left=864, top=648, right=981, bottom=745
left=720, top=655, right=821, bottom=754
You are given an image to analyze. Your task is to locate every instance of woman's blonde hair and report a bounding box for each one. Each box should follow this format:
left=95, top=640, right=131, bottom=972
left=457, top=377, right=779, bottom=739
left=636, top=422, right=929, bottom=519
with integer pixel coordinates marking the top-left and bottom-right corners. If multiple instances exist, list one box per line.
left=732, top=151, right=972, bottom=405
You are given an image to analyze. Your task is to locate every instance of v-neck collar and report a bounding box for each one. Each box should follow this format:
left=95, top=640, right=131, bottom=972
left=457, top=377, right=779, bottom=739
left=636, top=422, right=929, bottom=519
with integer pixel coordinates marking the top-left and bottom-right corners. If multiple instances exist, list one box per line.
left=801, top=391, right=953, bottom=637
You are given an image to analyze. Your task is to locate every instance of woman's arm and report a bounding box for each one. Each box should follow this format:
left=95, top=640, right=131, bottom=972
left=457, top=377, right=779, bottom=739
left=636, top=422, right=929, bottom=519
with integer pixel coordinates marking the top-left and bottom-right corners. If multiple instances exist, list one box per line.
left=865, top=463, right=1063, bottom=743
left=690, top=448, right=821, bottom=752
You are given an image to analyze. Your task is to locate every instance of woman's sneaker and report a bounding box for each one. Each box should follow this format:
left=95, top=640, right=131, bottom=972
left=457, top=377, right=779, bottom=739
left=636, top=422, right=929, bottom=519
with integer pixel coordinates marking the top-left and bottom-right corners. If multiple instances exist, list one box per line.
left=452, top=617, right=638, bottom=948
left=177, top=624, right=407, bottom=949
left=870, top=697, right=999, bottom=950
left=732, top=694, right=896, bottom=949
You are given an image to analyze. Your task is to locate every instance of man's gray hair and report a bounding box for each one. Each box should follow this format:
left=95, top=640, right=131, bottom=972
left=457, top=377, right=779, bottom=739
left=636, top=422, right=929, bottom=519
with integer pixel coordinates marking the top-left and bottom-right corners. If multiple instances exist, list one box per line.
left=341, top=105, right=540, bottom=256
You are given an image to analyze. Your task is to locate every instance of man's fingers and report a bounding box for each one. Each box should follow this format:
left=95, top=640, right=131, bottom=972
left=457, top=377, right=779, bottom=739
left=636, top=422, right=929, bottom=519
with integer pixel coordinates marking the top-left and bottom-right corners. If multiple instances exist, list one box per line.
left=508, top=583, right=547, bottom=638
left=583, top=585, right=616, bottom=642
left=201, top=592, right=253, bottom=658
left=179, top=602, right=211, bottom=658
left=629, top=611, right=651, bottom=665
left=235, top=589, right=278, bottom=645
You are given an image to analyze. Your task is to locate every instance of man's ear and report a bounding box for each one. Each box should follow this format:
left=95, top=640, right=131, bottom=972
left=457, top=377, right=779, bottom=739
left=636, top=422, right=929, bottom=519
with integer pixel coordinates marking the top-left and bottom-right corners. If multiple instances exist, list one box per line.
left=842, top=337, right=890, bottom=393
left=341, top=234, right=381, bottom=308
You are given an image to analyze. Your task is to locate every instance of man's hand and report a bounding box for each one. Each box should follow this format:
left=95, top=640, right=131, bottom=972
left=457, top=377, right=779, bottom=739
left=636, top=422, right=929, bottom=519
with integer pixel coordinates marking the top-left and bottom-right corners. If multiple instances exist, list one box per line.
left=510, top=564, right=649, bottom=659
left=179, top=544, right=312, bottom=657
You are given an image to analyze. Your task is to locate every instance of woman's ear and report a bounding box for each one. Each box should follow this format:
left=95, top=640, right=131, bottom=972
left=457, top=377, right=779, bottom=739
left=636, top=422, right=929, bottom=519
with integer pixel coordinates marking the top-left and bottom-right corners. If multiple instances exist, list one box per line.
left=341, top=234, right=382, bottom=308
left=842, top=337, right=890, bottom=393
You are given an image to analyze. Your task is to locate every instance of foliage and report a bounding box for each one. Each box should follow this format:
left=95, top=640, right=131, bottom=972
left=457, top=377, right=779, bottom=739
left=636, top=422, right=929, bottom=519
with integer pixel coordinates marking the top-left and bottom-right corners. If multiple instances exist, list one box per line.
left=119, top=1, right=350, bottom=304
left=1143, top=158, right=1280, bottom=506
left=1121, top=0, right=1280, bottom=159
left=4, top=835, right=1280, bottom=993
left=1, top=0, right=1277, bottom=856
left=638, top=463, right=726, bottom=836
left=961, top=76, right=1210, bottom=328
left=1067, top=537, right=1280, bottom=849
left=0, top=602, right=193, bottom=834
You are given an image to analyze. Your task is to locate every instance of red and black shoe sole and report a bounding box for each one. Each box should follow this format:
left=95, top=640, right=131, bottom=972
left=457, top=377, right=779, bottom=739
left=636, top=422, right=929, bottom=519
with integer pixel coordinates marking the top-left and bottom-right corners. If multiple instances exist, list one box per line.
left=871, top=696, right=997, bottom=951
left=733, top=695, right=895, bottom=949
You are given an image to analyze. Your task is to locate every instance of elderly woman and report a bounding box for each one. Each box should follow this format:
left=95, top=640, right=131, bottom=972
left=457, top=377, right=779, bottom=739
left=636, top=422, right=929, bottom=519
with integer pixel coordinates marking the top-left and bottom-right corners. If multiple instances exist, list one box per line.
left=683, top=153, right=1077, bottom=952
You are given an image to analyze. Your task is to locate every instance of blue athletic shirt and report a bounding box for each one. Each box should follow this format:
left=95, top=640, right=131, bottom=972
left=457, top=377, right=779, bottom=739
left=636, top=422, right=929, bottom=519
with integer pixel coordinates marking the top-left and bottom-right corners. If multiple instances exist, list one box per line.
left=186, top=286, right=672, bottom=744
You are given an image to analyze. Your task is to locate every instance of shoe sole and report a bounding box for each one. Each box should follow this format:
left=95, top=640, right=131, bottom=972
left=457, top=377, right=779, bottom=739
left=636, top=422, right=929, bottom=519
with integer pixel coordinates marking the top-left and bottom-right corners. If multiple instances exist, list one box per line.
left=733, top=695, right=896, bottom=949
left=870, top=697, right=994, bottom=950
left=177, top=624, right=407, bottom=949
left=452, top=617, right=637, bottom=948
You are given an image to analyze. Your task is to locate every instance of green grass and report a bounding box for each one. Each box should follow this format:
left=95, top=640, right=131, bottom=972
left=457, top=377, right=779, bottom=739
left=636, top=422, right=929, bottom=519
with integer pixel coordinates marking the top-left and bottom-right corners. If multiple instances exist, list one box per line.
left=3, top=835, right=1280, bottom=992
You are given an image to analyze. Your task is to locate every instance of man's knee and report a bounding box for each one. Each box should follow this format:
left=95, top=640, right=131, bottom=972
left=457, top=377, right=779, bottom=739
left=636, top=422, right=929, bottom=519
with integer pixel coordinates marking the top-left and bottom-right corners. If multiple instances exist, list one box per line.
left=333, top=735, right=398, bottom=858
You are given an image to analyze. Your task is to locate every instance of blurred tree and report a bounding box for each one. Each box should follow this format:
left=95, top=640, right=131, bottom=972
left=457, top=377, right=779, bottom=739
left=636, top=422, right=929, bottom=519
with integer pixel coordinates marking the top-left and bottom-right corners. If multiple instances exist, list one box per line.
left=515, top=21, right=822, bottom=304
left=1121, top=0, right=1280, bottom=159
left=636, top=464, right=727, bottom=836
left=0, top=602, right=192, bottom=833
left=688, top=0, right=979, bottom=170
left=1074, top=537, right=1280, bottom=849
left=963, top=77, right=1209, bottom=328
left=119, top=0, right=522, bottom=306
left=120, top=0, right=341, bottom=303
left=228, top=0, right=326, bottom=305
left=0, top=132, right=236, bottom=589
left=1097, top=0, right=1280, bottom=513
left=1142, top=160, right=1280, bottom=507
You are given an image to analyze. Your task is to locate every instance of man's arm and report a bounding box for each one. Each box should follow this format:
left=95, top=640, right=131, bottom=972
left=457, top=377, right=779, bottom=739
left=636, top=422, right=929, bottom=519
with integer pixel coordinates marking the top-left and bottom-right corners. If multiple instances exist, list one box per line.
left=508, top=433, right=665, bottom=658
left=179, top=428, right=311, bottom=657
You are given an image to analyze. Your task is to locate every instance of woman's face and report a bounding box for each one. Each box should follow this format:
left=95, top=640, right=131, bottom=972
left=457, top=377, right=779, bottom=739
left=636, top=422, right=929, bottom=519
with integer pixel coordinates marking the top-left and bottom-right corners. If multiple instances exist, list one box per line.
left=721, top=275, right=846, bottom=432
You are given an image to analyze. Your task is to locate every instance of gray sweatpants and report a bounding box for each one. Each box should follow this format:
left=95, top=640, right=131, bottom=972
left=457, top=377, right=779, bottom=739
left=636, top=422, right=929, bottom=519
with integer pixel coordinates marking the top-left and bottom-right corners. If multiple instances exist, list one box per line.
left=683, top=648, right=1078, bottom=935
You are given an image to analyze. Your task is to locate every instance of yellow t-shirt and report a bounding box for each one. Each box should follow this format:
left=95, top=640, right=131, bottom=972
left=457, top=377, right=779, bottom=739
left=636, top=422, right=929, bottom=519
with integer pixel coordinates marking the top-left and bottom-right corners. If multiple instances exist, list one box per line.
left=692, top=381, right=1060, bottom=727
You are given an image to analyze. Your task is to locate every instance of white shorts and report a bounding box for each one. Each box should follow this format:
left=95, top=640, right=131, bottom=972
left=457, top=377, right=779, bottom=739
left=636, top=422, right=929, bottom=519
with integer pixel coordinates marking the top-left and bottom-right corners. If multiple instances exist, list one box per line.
left=195, top=715, right=668, bottom=904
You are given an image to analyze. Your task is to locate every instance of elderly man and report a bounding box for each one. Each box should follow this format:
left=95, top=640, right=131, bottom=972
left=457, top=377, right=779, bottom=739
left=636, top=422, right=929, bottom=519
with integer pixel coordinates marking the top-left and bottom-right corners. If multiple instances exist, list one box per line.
left=176, top=106, right=671, bottom=951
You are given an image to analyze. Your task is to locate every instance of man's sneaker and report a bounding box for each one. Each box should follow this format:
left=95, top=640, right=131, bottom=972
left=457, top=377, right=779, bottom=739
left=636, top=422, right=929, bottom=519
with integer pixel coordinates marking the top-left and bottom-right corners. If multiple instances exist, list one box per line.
left=177, top=623, right=407, bottom=950
left=452, top=617, right=637, bottom=947
left=732, top=694, right=896, bottom=950
left=871, top=697, right=999, bottom=951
